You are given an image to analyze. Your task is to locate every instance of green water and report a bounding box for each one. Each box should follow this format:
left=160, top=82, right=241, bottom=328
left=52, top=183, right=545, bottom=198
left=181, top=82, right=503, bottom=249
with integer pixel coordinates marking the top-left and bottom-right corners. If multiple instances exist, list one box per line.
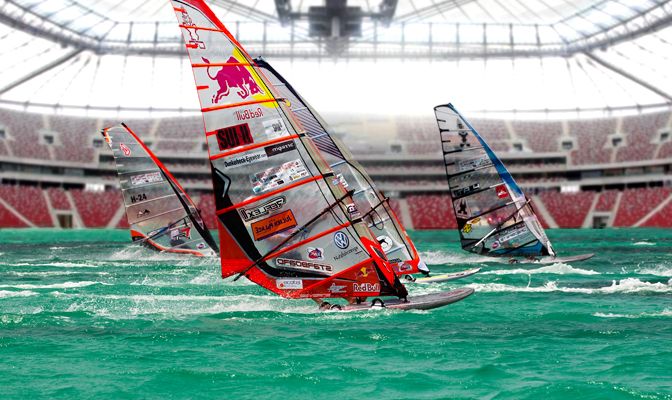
left=0, top=228, right=670, bottom=400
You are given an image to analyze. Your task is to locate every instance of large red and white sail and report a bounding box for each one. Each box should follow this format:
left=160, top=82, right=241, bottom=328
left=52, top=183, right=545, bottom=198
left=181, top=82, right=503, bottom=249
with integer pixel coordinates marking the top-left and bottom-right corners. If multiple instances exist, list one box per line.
left=169, top=0, right=407, bottom=299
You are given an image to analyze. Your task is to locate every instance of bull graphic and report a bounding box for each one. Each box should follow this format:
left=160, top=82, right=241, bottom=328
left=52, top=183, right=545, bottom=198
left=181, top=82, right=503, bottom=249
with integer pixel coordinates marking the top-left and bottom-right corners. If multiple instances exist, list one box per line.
left=202, top=56, right=264, bottom=103
left=181, top=11, right=205, bottom=49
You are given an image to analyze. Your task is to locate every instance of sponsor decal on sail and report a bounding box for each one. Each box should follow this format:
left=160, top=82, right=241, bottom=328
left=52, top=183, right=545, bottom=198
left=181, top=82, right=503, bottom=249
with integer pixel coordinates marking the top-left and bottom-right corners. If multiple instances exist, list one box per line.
left=276, top=279, right=303, bottom=290
left=377, top=235, right=393, bottom=252
left=119, top=143, right=132, bottom=157
left=498, top=224, right=527, bottom=243
left=170, top=226, right=191, bottom=241
left=331, top=173, right=349, bottom=188
left=275, top=258, right=332, bottom=273
left=239, top=196, right=286, bottom=222
left=455, top=198, right=471, bottom=219
left=202, top=56, right=263, bottom=103
left=130, top=171, right=162, bottom=186
left=223, top=150, right=267, bottom=169
left=264, top=141, right=296, bottom=157
left=328, top=283, right=346, bottom=294
left=353, top=283, right=379, bottom=292
left=251, top=159, right=308, bottom=194
left=263, top=118, right=288, bottom=138
left=333, top=231, right=349, bottom=249
left=457, top=155, right=491, bottom=172
left=462, top=217, right=481, bottom=234
left=251, top=210, right=297, bottom=241
left=235, top=107, right=264, bottom=121
left=495, top=184, right=509, bottom=199
left=307, top=247, right=324, bottom=261
left=346, top=203, right=360, bottom=219
left=334, top=246, right=362, bottom=260
left=137, top=209, right=150, bottom=217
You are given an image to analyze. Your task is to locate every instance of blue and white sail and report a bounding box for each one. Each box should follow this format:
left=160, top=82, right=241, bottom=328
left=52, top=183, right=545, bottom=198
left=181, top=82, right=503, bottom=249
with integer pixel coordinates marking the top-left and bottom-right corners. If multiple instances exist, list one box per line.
left=434, top=103, right=555, bottom=258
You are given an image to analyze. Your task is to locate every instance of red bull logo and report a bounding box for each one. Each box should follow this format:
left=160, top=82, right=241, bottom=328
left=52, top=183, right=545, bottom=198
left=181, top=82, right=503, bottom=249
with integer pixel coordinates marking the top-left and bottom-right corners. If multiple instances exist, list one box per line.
left=202, top=56, right=264, bottom=103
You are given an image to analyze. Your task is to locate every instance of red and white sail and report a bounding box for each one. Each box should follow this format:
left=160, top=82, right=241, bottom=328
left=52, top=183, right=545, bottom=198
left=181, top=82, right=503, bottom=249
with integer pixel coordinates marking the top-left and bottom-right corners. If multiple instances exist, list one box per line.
left=103, top=123, right=219, bottom=257
left=170, top=0, right=407, bottom=299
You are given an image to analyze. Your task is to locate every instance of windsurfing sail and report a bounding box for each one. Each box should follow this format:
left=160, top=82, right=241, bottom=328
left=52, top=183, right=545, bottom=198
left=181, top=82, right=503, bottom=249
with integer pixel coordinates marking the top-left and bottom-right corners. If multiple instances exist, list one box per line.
left=434, top=103, right=556, bottom=258
left=252, top=58, right=422, bottom=276
left=102, top=123, right=219, bottom=257
left=170, top=0, right=408, bottom=299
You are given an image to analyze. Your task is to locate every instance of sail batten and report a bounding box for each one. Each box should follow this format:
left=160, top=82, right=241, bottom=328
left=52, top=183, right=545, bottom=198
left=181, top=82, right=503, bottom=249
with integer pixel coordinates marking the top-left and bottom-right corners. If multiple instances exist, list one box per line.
left=435, top=103, right=553, bottom=259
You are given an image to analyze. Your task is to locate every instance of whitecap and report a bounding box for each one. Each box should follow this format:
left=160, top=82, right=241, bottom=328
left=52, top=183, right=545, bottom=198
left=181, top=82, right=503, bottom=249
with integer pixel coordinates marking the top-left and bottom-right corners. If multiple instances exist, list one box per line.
left=637, top=265, right=672, bottom=277
left=0, top=281, right=105, bottom=289
left=467, top=278, right=671, bottom=294
left=420, top=250, right=491, bottom=265
left=0, top=290, right=39, bottom=298
left=593, top=308, right=672, bottom=319
left=482, top=262, right=599, bottom=276
left=633, top=241, right=655, bottom=246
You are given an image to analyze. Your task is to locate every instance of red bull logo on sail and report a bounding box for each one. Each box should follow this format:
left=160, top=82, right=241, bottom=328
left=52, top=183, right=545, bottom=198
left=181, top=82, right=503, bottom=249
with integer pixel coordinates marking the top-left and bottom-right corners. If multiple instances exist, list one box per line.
left=203, top=56, right=264, bottom=103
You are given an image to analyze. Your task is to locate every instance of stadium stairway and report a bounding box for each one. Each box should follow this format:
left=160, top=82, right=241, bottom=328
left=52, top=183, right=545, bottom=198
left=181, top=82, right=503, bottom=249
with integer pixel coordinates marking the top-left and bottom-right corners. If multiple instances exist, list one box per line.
left=636, top=193, right=672, bottom=227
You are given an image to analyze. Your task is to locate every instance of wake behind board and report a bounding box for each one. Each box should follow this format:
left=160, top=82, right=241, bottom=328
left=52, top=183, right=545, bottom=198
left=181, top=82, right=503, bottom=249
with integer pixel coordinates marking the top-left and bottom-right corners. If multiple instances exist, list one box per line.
left=408, top=267, right=481, bottom=284
left=513, top=253, right=595, bottom=265
left=337, top=288, right=474, bottom=312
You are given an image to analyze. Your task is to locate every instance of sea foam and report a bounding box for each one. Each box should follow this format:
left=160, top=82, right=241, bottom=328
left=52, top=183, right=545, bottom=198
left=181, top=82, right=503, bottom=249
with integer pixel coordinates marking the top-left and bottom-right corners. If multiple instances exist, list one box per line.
left=482, top=262, right=598, bottom=276
left=468, top=278, right=671, bottom=294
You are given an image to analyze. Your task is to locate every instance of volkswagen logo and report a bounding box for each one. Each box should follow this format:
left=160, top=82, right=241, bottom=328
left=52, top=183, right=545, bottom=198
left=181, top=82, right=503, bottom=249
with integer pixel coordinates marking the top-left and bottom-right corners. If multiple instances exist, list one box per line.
left=333, top=231, right=349, bottom=249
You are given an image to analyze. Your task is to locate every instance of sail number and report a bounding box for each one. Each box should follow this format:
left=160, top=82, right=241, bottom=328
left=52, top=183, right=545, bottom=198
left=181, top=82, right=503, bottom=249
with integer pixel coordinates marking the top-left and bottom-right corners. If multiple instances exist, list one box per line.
left=216, top=123, right=254, bottom=151
left=130, top=193, right=148, bottom=203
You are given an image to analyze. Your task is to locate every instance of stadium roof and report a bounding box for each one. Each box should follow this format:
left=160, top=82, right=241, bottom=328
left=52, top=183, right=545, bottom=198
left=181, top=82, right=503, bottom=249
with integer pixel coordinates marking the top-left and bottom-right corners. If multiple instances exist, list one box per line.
left=0, top=0, right=670, bottom=117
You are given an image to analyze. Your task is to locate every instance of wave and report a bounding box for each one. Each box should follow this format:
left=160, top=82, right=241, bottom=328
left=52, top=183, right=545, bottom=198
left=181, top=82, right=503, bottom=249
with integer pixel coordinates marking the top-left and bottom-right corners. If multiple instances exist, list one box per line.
left=482, top=263, right=598, bottom=276
left=4, top=261, right=99, bottom=268
left=0, top=281, right=105, bottom=290
left=637, top=265, right=672, bottom=277
left=5, top=271, right=109, bottom=277
left=60, top=293, right=318, bottom=318
left=0, top=290, right=39, bottom=298
left=633, top=241, right=655, bottom=246
left=593, top=309, right=672, bottom=319
left=468, top=278, right=672, bottom=294
left=420, top=250, right=491, bottom=265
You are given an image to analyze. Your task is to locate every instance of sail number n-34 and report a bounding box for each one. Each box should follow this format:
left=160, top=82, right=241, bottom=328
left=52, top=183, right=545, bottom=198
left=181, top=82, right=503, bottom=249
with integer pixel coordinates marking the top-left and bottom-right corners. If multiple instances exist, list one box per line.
left=216, top=123, right=253, bottom=151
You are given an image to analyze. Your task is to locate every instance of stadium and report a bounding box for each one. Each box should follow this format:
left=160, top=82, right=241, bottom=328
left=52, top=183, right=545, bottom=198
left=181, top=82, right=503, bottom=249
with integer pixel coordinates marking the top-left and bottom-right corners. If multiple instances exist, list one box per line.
left=1, top=1, right=671, bottom=399
left=1, top=0, right=671, bottom=230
